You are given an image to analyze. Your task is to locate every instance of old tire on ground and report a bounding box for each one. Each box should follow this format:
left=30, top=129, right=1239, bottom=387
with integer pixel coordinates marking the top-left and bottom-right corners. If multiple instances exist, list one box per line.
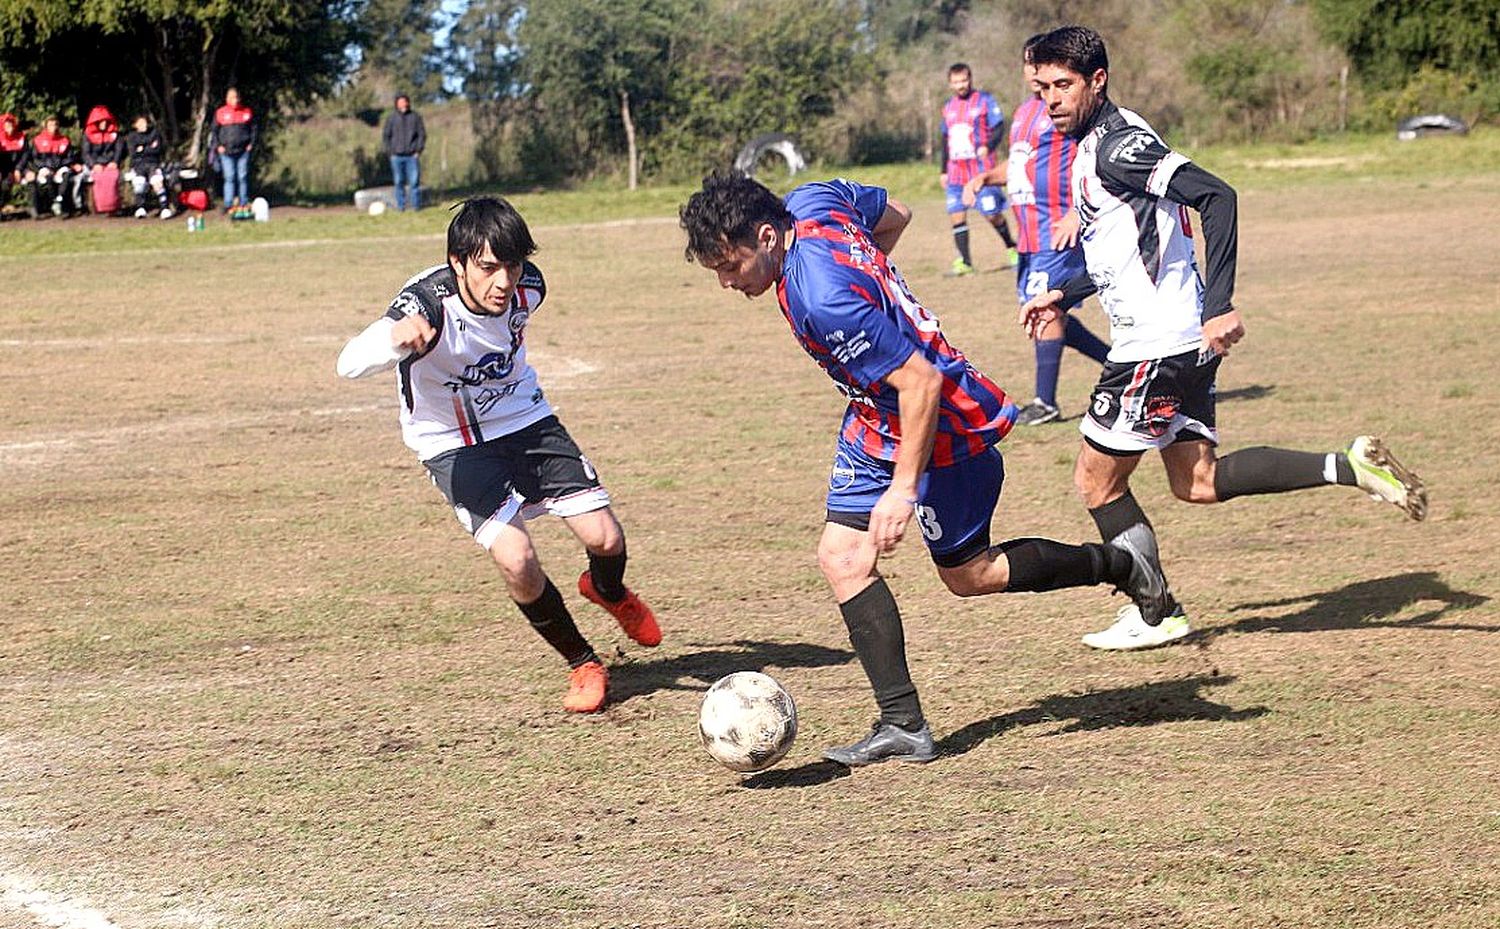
left=734, top=133, right=807, bottom=179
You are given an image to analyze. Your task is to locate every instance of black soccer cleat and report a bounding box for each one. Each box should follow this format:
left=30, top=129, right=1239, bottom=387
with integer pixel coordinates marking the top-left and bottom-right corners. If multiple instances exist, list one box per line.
left=822, top=722, right=938, bottom=767
left=1107, top=523, right=1175, bottom=625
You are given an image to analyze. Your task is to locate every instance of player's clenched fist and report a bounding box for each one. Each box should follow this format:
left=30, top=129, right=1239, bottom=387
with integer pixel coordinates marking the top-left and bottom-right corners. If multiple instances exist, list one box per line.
left=390, top=313, right=436, bottom=352
left=1201, top=310, right=1245, bottom=357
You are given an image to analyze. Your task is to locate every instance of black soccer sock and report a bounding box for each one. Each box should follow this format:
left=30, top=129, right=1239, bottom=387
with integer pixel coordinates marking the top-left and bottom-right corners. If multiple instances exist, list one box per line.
left=1213, top=447, right=1351, bottom=502
left=515, top=577, right=597, bottom=668
left=952, top=223, right=972, bottom=266
left=839, top=578, right=924, bottom=732
left=990, top=216, right=1017, bottom=248
left=586, top=545, right=628, bottom=602
left=1089, top=490, right=1153, bottom=542
left=1064, top=315, right=1111, bottom=364
left=997, top=537, right=1130, bottom=592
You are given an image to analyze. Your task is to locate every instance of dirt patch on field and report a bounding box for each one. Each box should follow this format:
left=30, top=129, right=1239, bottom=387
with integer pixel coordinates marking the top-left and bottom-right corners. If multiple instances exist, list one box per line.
left=0, top=178, right=1497, bottom=928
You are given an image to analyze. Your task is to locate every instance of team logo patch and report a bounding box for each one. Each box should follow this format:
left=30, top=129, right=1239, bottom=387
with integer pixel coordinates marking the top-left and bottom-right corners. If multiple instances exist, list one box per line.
left=388, top=290, right=422, bottom=317
left=830, top=453, right=857, bottom=492
left=1136, top=394, right=1182, bottom=438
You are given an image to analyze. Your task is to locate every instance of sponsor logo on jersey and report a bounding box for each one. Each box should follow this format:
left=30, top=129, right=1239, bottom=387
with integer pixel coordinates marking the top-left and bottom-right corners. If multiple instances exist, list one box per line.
left=450, top=350, right=516, bottom=387
left=827, top=328, right=873, bottom=365
left=1107, top=130, right=1155, bottom=165
left=471, top=381, right=521, bottom=413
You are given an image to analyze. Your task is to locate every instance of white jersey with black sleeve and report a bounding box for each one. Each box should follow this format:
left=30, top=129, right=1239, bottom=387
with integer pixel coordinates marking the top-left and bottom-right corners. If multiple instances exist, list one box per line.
left=1070, top=102, right=1204, bottom=363
left=340, top=262, right=554, bottom=461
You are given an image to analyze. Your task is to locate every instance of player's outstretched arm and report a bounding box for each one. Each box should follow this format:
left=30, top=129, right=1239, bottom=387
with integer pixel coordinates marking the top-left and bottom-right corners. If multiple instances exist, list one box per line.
left=868, top=352, right=941, bottom=554
left=871, top=199, right=912, bottom=256
left=335, top=314, right=434, bottom=378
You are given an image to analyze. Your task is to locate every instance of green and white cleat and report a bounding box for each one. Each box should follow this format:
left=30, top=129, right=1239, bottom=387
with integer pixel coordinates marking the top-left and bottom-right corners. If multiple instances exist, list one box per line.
left=945, top=257, right=976, bottom=277
left=1347, top=436, right=1427, bottom=521
left=1083, top=603, right=1191, bottom=651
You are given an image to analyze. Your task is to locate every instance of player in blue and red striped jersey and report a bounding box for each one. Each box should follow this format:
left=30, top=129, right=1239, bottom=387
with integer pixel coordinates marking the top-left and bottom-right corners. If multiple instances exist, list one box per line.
left=681, top=172, right=1166, bottom=768
left=939, top=63, right=1019, bottom=276
left=965, top=35, right=1111, bottom=426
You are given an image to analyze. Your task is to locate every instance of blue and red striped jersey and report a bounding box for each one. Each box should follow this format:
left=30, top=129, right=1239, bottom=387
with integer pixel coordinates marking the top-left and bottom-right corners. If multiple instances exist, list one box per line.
left=778, top=179, right=1016, bottom=466
left=1007, top=96, right=1078, bottom=254
left=942, top=90, right=1004, bottom=185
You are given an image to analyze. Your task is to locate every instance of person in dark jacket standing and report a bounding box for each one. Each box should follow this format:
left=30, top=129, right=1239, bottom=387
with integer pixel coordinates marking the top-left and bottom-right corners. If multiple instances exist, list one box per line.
left=210, top=86, right=256, bottom=213
left=382, top=94, right=426, bottom=211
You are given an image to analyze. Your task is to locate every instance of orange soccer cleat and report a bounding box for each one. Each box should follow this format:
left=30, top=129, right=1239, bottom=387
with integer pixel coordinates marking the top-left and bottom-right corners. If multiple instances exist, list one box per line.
left=563, top=660, right=608, bottom=713
left=578, top=571, right=662, bottom=647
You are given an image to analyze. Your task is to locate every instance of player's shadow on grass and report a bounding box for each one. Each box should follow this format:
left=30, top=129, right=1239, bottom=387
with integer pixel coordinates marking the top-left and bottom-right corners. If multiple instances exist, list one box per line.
left=1217, top=384, right=1275, bottom=403
left=743, top=674, right=1262, bottom=789
left=1202, top=571, right=1493, bottom=642
left=609, top=639, right=853, bottom=704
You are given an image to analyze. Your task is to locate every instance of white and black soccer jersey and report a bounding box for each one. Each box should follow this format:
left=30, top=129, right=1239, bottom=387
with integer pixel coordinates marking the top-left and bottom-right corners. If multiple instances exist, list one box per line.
left=339, top=262, right=554, bottom=461
left=1060, top=101, right=1239, bottom=364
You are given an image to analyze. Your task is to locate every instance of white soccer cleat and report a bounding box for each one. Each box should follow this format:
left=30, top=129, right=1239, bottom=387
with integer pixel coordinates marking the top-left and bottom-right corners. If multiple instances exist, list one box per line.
left=134, top=206, right=148, bottom=218
left=1347, top=436, right=1427, bottom=521
left=1083, top=603, right=1191, bottom=651
left=159, top=207, right=175, bottom=220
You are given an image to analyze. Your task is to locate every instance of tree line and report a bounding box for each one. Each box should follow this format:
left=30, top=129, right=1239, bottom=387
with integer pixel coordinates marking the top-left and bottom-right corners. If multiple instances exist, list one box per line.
left=2, top=0, right=1493, bottom=192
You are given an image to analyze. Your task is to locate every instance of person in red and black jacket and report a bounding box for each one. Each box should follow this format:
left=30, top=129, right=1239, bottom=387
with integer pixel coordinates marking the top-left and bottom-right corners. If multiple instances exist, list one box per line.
left=0, top=113, right=25, bottom=205
left=20, top=115, right=85, bottom=217
left=82, top=105, right=125, bottom=212
left=82, top=106, right=124, bottom=170
left=209, top=86, right=256, bottom=211
left=125, top=114, right=173, bottom=219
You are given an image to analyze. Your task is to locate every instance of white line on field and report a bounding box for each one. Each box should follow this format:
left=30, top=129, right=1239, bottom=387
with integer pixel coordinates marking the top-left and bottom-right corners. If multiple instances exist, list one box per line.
left=0, top=215, right=678, bottom=262
left=1, top=871, right=121, bottom=929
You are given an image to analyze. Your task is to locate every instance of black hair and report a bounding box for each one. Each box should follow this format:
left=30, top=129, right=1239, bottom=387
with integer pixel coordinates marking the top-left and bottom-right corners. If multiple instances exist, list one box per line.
left=948, top=62, right=971, bottom=76
left=395, top=93, right=410, bottom=103
left=1029, top=25, right=1109, bottom=92
left=679, top=171, right=792, bottom=262
left=447, top=196, right=537, bottom=265
left=1022, top=33, right=1048, bottom=62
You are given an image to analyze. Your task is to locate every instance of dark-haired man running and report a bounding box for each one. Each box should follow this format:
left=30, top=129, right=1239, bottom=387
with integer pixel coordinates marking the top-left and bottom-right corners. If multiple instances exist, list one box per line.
left=681, top=172, right=1170, bottom=767
left=337, top=197, right=661, bottom=712
left=1021, top=25, right=1427, bottom=650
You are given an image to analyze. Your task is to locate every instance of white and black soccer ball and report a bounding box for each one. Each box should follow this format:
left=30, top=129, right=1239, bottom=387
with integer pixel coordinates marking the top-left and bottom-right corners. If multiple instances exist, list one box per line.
left=699, top=671, right=798, bottom=772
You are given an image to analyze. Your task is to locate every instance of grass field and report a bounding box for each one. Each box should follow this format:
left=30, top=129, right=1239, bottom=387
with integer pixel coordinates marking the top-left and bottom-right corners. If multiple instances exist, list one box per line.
left=1, top=140, right=1497, bottom=928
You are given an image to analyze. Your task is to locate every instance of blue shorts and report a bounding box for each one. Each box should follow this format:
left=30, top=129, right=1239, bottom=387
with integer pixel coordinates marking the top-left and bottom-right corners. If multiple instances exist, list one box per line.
left=946, top=183, right=1006, bottom=218
left=1016, top=248, right=1089, bottom=307
left=826, top=439, right=1004, bottom=568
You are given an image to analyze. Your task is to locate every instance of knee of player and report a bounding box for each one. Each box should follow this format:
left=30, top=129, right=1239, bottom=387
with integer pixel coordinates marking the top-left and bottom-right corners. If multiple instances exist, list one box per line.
left=938, top=569, right=985, bottom=598
left=1173, top=481, right=1217, bottom=504
left=817, top=541, right=872, bottom=585
left=489, top=537, right=541, bottom=579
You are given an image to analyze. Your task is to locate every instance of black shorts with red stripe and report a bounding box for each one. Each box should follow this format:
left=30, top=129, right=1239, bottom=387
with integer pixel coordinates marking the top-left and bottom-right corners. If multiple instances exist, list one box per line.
left=1081, top=348, right=1221, bottom=456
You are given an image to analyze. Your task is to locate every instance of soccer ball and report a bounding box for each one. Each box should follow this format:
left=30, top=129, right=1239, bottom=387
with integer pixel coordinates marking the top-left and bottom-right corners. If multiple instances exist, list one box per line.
left=367, top=200, right=387, bottom=216
left=698, top=671, right=797, bottom=772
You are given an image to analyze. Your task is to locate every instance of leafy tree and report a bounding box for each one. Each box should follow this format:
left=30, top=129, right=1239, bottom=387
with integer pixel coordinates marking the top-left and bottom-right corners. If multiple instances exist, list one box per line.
left=517, top=0, right=689, bottom=188
left=357, top=0, right=445, bottom=102
left=0, top=0, right=356, bottom=164
left=1311, top=0, right=1499, bottom=91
